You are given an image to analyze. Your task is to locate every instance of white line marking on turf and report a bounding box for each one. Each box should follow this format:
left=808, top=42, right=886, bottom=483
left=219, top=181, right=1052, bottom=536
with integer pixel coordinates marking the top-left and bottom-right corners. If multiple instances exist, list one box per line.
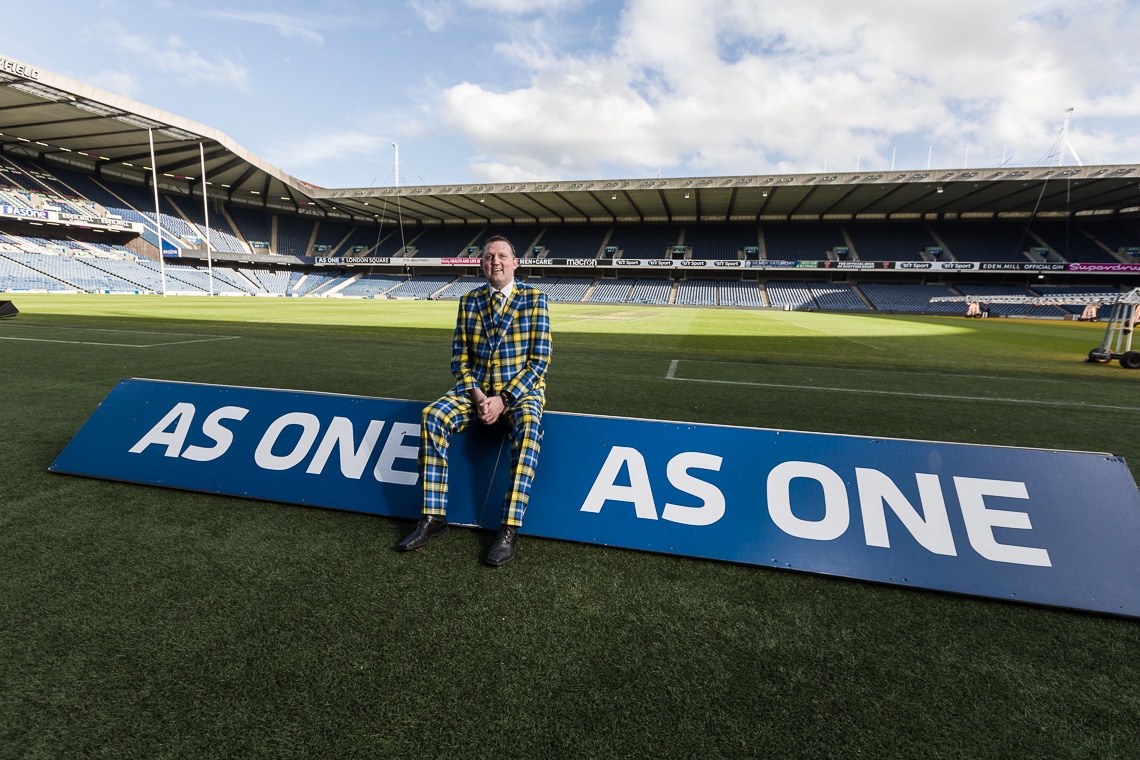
left=693, top=358, right=1100, bottom=386
left=665, top=359, right=1140, bottom=412
left=0, top=326, right=241, bottom=348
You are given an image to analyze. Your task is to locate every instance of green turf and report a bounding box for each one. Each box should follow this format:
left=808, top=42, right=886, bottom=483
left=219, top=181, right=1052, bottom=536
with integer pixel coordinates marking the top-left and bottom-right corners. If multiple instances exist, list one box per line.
left=2, top=294, right=1139, bottom=759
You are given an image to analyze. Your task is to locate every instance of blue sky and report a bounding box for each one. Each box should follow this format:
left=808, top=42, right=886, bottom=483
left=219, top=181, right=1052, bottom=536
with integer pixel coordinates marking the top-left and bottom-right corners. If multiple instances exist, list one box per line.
left=3, top=0, right=1139, bottom=189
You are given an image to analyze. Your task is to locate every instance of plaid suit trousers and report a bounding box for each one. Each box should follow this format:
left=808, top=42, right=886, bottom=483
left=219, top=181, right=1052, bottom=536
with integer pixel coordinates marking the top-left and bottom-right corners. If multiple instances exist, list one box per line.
left=419, top=281, right=551, bottom=527
left=420, top=390, right=543, bottom=527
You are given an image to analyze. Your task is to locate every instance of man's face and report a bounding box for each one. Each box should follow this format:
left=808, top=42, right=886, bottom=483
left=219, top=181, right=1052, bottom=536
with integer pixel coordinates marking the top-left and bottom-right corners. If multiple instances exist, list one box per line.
left=482, top=240, right=518, bottom=290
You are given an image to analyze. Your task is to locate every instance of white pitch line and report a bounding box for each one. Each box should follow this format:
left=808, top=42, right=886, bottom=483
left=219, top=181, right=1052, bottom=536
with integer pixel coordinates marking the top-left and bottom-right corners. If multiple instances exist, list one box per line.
left=0, top=335, right=241, bottom=348
left=4, top=325, right=232, bottom=337
left=665, top=359, right=1140, bottom=412
left=690, top=358, right=1103, bottom=386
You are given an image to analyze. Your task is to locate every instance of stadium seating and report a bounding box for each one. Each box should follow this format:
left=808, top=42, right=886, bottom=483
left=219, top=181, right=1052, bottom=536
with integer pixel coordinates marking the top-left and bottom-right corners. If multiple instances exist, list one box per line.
left=336, top=273, right=408, bottom=298
left=629, top=278, right=674, bottom=304
left=609, top=224, right=683, bottom=259
left=404, top=227, right=482, bottom=258
left=385, top=274, right=455, bottom=298
left=240, top=268, right=293, bottom=295
left=5, top=150, right=1140, bottom=320
left=846, top=222, right=936, bottom=261
left=763, top=225, right=846, bottom=261
left=433, top=275, right=486, bottom=299
left=810, top=282, right=870, bottom=310
left=675, top=278, right=720, bottom=305
left=1030, top=222, right=1119, bottom=263
left=1072, top=219, right=1140, bottom=256
left=766, top=280, right=815, bottom=309
left=859, top=282, right=965, bottom=314
left=227, top=207, right=272, bottom=251
left=291, top=269, right=347, bottom=296
left=712, top=280, right=757, bottom=307
left=930, top=222, right=1028, bottom=263
left=520, top=276, right=592, bottom=302
left=535, top=226, right=608, bottom=259
left=683, top=224, right=757, bottom=260
left=587, top=278, right=636, bottom=303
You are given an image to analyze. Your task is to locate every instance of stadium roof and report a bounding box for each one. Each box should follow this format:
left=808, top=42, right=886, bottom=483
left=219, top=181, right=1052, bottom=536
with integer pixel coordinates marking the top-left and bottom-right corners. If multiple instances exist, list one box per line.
left=4, top=53, right=1140, bottom=228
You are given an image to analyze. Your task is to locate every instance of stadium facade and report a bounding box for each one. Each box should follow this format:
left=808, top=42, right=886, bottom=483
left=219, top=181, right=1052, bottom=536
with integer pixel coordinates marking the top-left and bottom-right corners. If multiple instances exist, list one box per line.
left=3, top=53, right=1140, bottom=318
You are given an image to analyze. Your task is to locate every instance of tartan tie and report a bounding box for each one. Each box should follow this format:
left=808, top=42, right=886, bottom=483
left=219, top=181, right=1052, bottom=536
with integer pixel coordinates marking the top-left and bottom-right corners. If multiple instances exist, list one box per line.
left=492, top=290, right=506, bottom=323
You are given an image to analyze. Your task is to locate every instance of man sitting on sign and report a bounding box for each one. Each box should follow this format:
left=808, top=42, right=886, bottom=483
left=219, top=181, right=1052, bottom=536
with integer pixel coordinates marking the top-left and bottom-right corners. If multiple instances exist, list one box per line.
left=396, top=235, right=552, bottom=566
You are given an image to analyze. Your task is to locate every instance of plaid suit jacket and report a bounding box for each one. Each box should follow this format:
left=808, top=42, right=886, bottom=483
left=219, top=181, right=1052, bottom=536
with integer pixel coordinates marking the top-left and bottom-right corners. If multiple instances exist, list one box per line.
left=450, top=280, right=551, bottom=404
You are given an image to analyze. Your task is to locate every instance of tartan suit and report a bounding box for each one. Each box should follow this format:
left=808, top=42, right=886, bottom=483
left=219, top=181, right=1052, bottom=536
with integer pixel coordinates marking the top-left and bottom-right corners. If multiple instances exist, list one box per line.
left=420, top=280, right=552, bottom=527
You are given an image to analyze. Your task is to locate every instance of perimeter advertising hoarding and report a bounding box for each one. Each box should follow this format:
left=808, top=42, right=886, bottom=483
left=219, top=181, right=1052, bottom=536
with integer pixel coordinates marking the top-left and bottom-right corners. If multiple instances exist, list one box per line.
left=51, top=379, right=1140, bottom=618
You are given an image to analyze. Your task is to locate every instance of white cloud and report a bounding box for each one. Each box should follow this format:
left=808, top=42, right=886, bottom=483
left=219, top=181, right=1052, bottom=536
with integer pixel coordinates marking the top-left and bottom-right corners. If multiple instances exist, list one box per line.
left=265, top=129, right=393, bottom=177
left=411, top=0, right=585, bottom=32
left=194, top=10, right=327, bottom=47
left=110, top=23, right=250, bottom=91
left=433, top=0, right=1140, bottom=179
left=468, top=161, right=553, bottom=182
left=410, top=0, right=456, bottom=32
left=87, top=68, right=142, bottom=100
left=464, top=0, right=585, bottom=12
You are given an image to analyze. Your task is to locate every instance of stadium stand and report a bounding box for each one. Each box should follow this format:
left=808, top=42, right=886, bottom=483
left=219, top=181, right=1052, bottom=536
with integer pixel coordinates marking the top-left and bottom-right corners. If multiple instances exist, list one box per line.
left=846, top=222, right=937, bottom=261
left=1030, top=221, right=1119, bottom=263
left=587, top=277, right=636, bottom=303
left=338, top=226, right=389, bottom=256
left=766, top=280, right=815, bottom=309
left=762, top=224, right=846, bottom=261
left=291, top=269, right=347, bottom=296
left=405, top=227, right=483, bottom=258
left=335, top=273, right=407, bottom=298
left=520, top=276, right=592, bottom=302
left=683, top=224, right=757, bottom=260
left=385, top=274, right=454, bottom=298
left=719, top=280, right=765, bottom=307
left=434, top=275, right=487, bottom=299
left=310, top=219, right=355, bottom=256
left=235, top=268, right=283, bottom=295
left=930, top=222, right=1029, bottom=263
left=859, top=282, right=966, bottom=315
left=675, top=278, right=720, bottom=305
left=609, top=224, right=683, bottom=259
left=629, top=277, right=674, bottom=304
left=0, top=250, right=79, bottom=292
left=227, top=207, right=271, bottom=251
left=275, top=214, right=316, bottom=257
left=1077, top=219, right=1140, bottom=256
left=6, top=145, right=1140, bottom=320
left=810, top=282, right=871, bottom=311
left=82, top=254, right=167, bottom=292
left=536, top=226, right=608, bottom=259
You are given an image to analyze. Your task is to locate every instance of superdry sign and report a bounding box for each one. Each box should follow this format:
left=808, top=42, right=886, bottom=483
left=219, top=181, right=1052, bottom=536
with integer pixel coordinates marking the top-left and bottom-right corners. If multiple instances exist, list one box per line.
left=51, top=379, right=1140, bottom=618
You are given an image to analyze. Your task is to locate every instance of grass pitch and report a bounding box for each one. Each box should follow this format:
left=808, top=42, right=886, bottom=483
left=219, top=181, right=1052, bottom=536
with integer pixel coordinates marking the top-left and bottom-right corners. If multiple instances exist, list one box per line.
left=2, top=294, right=1139, bottom=758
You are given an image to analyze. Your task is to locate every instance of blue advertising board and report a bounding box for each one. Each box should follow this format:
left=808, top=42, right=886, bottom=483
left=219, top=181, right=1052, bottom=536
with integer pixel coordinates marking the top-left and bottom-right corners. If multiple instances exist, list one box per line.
left=51, top=378, right=1140, bottom=618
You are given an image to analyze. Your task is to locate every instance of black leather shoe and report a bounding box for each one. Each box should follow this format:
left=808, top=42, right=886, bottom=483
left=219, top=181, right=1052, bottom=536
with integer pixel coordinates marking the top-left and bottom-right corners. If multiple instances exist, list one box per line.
left=397, top=515, right=448, bottom=551
left=485, top=526, right=518, bottom=567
